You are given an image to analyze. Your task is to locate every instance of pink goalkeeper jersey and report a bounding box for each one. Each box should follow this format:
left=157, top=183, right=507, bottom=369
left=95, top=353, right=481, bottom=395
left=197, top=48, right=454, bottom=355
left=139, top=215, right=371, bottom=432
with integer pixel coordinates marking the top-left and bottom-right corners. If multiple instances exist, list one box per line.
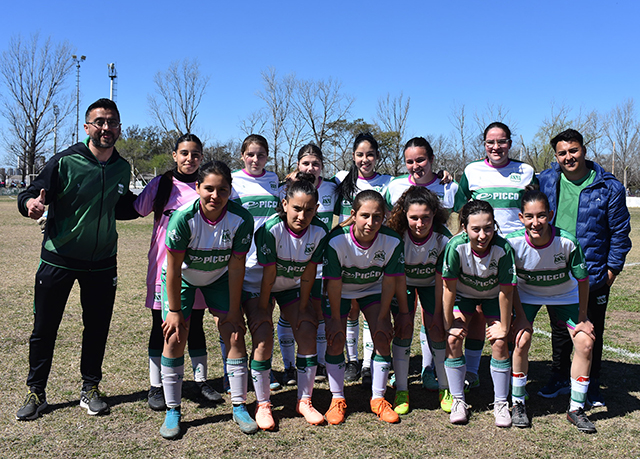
left=134, top=175, right=206, bottom=309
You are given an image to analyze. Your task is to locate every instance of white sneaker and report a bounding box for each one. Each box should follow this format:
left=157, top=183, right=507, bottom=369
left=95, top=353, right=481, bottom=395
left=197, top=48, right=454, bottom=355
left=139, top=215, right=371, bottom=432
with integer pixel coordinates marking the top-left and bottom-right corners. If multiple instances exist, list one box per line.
left=494, top=400, right=511, bottom=428
left=449, top=398, right=469, bottom=424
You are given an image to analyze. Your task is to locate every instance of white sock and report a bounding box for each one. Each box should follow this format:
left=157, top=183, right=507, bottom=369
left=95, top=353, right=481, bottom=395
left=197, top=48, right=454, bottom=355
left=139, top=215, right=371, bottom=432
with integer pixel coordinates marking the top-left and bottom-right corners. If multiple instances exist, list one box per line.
left=570, top=376, right=589, bottom=411
left=512, top=372, right=527, bottom=404
left=251, top=367, right=271, bottom=404
left=190, top=353, right=207, bottom=382
left=149, top=354, right=162, bottom=387
left=346, top=319, right=359, bottom=363
left=432, top=341, right=448, bottom=389
left=371, top=354, right=392, bottom=399
left=420, top=325, right=434, bottom=369
left=296, top=354, right=317, bottom=400
left=362, top=320, right=373, bottom=369
left=326, top=357, right=346, bottom=398
left=227, top=357, right=248, bottom=405
left=490, top=357, right=511, bottom=403
left=444, top=357, right=466, bottom=399
left=392, top=338, right=411, bottom=391
left=220, top=336, right=228, bottom=374
left=277, top=317, right=296, bottom=369
left=316, top=321, right=327, bottom=366
left=161, top=355, right=184, bottom=408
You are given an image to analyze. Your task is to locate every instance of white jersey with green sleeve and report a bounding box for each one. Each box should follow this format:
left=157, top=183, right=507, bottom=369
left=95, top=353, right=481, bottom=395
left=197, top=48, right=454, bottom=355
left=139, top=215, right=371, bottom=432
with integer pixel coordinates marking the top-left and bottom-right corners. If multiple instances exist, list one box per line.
left=506, top=227, right=588, bottom=305
left=164, top=199, right=254, bottom=286
left=441, top=232, right=516, bottom=299
left=230, top=169, right=280, bottom=292
left=255, top=214, right=328, bottom=292
left=323, top=225, right=404, bottom=298
left=453, top=159, right=537, bottom=235
left=278, top=177, right=338, bottom=229
left=384, top=174, right=458, bottom=211
left=332, top=171, right=392, bottom=222
left=404, top=226, right=451, bottom=288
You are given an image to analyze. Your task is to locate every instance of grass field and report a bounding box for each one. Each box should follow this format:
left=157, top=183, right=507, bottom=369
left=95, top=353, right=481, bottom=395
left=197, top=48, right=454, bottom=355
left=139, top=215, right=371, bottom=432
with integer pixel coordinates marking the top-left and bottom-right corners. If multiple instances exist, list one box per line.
left=0, top=196, right=639, bottom=459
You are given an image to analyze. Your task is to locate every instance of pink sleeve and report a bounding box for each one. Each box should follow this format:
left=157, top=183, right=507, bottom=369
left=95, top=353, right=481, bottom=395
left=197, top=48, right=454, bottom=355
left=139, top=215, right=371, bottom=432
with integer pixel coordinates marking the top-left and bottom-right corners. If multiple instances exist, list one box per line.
left=134, top=176, right=161, bottom=217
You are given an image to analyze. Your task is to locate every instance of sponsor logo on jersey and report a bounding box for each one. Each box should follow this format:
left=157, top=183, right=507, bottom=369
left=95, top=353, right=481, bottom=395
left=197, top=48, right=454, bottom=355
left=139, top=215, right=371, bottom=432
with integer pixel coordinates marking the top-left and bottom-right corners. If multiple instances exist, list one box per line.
left=322, top=195, right=332, bottom=206
left=406, top=265, right=435, bottom=277
left=509, top=173, right=522, bottom=183
left=261, top=243, right=271, bottom=255
left=475, top=191, right=521, bottom=201
left=373, top=250, right=386, bottom=263
left=243, top=200, right=278, bottom=210
left=222, top=229, right=231, bottom=243
left=167, top=229, right=180, bottom=242
left=277, top=262, right=305, bottom=275
left=305, top=242, right=316, bottom=255
left=554, top=253, right=566, bottom=264
left=189, top=253, right=231, bottom=265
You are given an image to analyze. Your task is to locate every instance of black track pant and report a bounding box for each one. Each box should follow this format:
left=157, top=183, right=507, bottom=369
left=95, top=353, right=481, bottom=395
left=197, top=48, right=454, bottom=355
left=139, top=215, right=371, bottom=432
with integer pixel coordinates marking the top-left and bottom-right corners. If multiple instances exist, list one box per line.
left=27, top=262, right=117, bottom=392
left=548, top=283, right=610, bottom=381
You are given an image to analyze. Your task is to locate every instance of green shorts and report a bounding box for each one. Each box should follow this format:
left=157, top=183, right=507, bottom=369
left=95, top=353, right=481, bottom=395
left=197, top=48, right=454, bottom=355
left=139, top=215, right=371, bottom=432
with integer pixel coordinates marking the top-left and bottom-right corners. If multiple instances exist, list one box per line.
left=162, top=272, right=230, bottom=321
left=271, top=288, right=300, bottom=309
left=404, top=286, right=434, bottom=316
left=521, top=303, right=579, bottom=329
left=241, top=290, right=260, bottom=304
left=311, top=278, right=322, bottom=300
left=322, top=293, right=381, bottom=318
left=454, top=295, right=500, bottom=319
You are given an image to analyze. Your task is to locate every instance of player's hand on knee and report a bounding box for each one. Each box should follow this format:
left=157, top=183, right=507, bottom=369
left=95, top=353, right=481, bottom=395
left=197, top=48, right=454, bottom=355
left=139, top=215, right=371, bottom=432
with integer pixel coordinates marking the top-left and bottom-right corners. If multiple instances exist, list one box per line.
left=572, top=319, right=595, bottom=341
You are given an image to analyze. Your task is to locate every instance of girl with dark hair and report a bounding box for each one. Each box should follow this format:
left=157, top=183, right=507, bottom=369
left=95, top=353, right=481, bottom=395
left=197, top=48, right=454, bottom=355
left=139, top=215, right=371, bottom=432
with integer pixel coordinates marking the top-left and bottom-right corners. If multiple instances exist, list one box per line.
left=159, top=161, right=255, bottom=439
left=322, top=190, right=409, bottom=425
left=334, top=133, right=393, bottom=384
left=451, top=122, right=537, bottom=394
left=276, top=144, right=339, bottom=384
left=252, top=174, right=328, bottom=426
left=441, top=200, right=516, bottom=427
left=506, top=188, right=595, bottom=432
left=134, top=134, right=222, bottom=411
left=386, top=186, right=452, bottom=415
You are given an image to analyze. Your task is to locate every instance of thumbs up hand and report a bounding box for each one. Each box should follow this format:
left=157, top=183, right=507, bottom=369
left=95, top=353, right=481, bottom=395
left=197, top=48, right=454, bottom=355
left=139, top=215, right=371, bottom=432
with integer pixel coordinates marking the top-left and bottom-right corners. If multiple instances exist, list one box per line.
left=27, top=189, right=46, bottom=220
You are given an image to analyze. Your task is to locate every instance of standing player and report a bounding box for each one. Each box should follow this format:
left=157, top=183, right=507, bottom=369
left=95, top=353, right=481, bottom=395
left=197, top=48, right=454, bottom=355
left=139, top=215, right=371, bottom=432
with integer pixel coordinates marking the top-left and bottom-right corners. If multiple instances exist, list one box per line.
left=452, top=122, right=536, bottom=392
left=253, top=174, right=329, bottom=427
left=442, top=200, right=516, bottom=427
left=322, top=190, right=410, bottom=424
left=507, top=187, right=596, bottom=432
left=134, top=134, right=222, bottom=411
left=16, top=99, right=139, bottom=421
left=334, top=133, right=393, bottom=384
left=159, top=161, right=254, bottom=439
left=386, top=186, right=452, bottom=415
left=384, top=136, right=458, bottom=392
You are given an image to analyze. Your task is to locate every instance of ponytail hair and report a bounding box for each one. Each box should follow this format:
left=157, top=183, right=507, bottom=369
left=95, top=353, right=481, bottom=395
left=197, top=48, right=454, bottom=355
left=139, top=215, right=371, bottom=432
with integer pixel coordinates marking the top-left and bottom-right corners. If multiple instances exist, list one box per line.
left=336, top=132, right=380, bottom=205
left=520, top=184, right=550, bottom=212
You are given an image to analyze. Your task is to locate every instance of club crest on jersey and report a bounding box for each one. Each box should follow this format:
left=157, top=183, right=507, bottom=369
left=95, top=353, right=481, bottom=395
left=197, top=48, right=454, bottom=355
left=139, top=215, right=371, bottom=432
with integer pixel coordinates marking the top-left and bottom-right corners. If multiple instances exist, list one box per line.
left=167, top=229, right=180, bottom=242
left=117, top=183, right=124, bottom=194
left=305, top=242, right=316, bottom=255
left=399, top=253, right=405, bottom=265
left=509, top=173, right=522, bottom=183
left=222, top=229, right=231, bottom=243
left=242, top=234, right=252, bottom=245
left=322, top=195, right=332, bottom=206
left=428, top=248, right=439, bottom=259
left=488, top=259, right=499, bottom=271
left=261, top=244, right=271, bottom=255
left=554, top=253, right=566, bottom=264
left=270, top=181, right=278, bottom=191
left=373, top=250, right=386, bottom=263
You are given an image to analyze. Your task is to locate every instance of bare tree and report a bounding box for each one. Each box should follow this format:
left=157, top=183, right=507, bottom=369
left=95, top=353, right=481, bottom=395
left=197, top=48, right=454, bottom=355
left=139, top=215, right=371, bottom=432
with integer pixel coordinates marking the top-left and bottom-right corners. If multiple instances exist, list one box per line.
left=376, top=92, right=410, bottom=175
left=448, top=103, right=479, bottom=179
left=606, top=98, right=640, bottom=188
left=526, top=103, right=573, bottom=172
left=0, top=33, right=74, bottom=180
left=296, top=77, right=354, bottom=150
left=148, top=58, right=210, bottom=136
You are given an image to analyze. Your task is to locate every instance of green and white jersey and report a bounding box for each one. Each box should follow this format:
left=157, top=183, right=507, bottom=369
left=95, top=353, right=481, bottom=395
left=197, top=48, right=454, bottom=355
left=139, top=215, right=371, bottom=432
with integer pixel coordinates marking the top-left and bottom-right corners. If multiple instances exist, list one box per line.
left=506, top=227, right=588, bottom=305
left=323, top=225, right=404, bottom=298
left=332, top=171, right=392, bottom=222
left=453, top=158, right=537, bottom=235
left=231, top=169, right=280, bottom=292
left=385, top=174, right=459, bottom=211
left=404, top=226, right=451, bottom=288
left=255, top=214, right=328, bottom=292
left=442, top=232, right=516, bottom=299
left=165, top=199, right=254, bottom=286
left=278, top=177, right=338, bottom=229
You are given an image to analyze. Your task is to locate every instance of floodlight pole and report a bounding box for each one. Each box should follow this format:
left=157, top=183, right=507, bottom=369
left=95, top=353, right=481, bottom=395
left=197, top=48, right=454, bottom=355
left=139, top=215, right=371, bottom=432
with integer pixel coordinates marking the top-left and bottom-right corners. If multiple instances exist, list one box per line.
left=72, top=54, right=86, bottom=143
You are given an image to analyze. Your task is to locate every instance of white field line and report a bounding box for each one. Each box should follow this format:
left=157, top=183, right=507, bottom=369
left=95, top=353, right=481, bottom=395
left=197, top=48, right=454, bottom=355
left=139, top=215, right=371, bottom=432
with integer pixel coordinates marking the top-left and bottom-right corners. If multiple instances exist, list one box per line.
left=533, top=327, right=640, bottom=360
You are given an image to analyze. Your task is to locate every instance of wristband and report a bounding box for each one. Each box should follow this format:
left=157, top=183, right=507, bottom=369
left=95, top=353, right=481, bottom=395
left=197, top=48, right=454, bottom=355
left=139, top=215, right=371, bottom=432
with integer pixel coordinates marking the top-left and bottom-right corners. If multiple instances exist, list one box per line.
left=168, top=309, right=181, bottom=313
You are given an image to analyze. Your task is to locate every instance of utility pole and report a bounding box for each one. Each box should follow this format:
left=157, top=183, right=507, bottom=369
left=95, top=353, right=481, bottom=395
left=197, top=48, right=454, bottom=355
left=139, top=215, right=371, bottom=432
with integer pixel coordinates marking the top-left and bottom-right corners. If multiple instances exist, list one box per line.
left=72, top=54, right=86, bottom=143
left=108, top=63, right=117, bottom=101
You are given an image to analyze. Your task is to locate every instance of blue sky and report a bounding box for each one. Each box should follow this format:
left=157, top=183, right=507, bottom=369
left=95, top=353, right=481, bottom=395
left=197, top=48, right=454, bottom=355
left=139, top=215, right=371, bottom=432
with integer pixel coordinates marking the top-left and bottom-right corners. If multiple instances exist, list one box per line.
left=1, top=0, right=639, bottom=165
